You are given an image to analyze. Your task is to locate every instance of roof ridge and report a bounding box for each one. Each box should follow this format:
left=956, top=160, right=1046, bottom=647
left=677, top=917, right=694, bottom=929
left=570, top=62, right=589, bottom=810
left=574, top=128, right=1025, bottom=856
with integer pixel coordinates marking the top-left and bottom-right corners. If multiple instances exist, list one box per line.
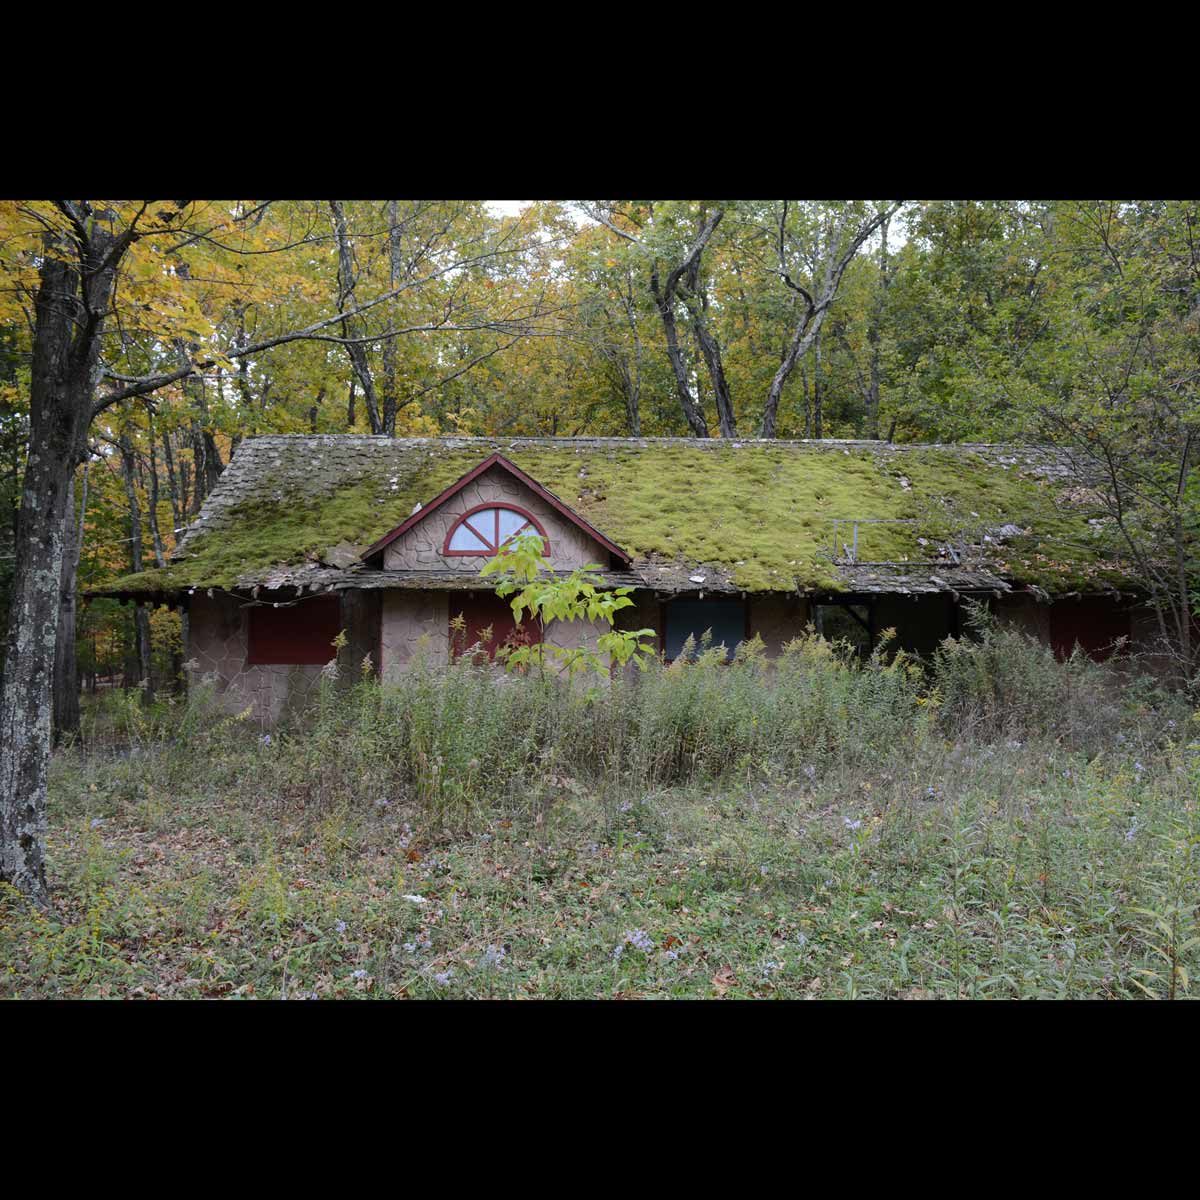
left=232, top=433, right=1057, bottom=453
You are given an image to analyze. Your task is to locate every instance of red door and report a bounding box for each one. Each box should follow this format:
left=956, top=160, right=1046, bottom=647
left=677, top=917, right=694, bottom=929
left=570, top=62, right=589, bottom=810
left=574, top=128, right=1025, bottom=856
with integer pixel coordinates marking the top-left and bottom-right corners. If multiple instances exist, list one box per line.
left=1049, top=598, right=1130, bottom=662
left=450, top=594, right=541, bottom=662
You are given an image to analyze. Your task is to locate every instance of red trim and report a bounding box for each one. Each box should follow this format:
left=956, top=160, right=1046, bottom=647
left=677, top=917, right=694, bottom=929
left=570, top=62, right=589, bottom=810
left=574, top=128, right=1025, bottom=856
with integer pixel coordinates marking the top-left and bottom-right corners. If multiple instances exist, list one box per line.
left=442, top=502, right=551, bottom=557
left=363, top=452, right=632, bottom=565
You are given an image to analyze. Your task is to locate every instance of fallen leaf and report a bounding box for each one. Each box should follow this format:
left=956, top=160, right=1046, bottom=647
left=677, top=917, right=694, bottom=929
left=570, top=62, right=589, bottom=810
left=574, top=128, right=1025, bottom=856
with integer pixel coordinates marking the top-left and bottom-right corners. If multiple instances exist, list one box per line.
left=712, top=966, right=737, bottom=996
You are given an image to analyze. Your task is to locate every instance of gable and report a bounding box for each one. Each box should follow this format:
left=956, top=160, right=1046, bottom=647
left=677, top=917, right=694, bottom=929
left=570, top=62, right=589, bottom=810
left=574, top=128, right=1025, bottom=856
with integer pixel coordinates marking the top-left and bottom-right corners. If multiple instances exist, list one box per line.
left=379, top=463, right=615, bottom=572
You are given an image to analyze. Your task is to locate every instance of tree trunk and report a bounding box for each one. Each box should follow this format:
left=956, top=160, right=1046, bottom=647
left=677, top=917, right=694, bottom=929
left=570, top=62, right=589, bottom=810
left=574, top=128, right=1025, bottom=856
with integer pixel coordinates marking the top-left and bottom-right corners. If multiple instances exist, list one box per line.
left=1, top=221, right=123, bottom=906
left=623, top=273, right=642, bottom=436
left=682, top=286, right=737, bottom=437
left=329, top=201, right=384, bottom=434
left=119, top=434, right=154, bottom=702
left=760, top=202, right=901, bottom=438
left=650, top=265, right=708, bottom=436
left=146, top=427, right=168, bottom=569
left=381, top=200, right=402, bottom=436
left=865, top=214, right=890, bottom=439
left=52, top=465, right=87, bottom=742
left=813, top=329, right=824, bottom=439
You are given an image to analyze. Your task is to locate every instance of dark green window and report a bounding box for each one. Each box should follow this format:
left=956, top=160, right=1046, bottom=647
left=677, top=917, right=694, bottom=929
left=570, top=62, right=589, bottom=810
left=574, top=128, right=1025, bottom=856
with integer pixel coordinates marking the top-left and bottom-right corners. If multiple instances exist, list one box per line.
left=664, top=598, right=746, bottom=661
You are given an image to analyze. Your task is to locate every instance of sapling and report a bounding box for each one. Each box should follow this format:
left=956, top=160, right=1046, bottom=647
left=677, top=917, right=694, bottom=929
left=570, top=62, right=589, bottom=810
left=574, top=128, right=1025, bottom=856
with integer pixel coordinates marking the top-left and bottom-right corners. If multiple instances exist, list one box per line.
left=479, top=533, right=656, bottom=680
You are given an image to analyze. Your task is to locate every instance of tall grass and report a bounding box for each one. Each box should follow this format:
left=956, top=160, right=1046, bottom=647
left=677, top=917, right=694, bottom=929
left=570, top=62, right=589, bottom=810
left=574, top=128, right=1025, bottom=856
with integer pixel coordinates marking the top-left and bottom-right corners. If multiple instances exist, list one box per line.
left=18, top=620, right=1197, bottom=999
left=68, top=621, right=1187, bottom=831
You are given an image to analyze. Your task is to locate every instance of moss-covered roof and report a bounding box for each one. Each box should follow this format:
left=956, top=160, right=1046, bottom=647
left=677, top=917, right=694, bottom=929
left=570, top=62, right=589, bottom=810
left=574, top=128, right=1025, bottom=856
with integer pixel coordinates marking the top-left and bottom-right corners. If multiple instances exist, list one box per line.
left=100, top=435, right=1137, bottom=596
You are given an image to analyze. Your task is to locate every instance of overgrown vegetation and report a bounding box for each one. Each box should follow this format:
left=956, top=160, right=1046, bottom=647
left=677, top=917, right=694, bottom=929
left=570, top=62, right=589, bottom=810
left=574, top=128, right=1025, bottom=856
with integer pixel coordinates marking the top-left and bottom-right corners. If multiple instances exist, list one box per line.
left=4, top=621, right=1197, bottom=999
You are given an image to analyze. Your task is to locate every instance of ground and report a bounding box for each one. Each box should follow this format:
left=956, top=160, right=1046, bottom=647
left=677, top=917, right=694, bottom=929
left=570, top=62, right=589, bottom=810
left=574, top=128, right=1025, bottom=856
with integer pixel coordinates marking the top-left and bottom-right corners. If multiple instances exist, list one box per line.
left=4, top=646, right=1197, bottom=1000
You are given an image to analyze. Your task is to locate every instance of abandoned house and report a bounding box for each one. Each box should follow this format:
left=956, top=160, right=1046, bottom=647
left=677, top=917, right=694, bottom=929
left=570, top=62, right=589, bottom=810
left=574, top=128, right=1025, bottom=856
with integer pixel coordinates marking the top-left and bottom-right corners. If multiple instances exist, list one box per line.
left=92, top=435, right=1164, bottom=722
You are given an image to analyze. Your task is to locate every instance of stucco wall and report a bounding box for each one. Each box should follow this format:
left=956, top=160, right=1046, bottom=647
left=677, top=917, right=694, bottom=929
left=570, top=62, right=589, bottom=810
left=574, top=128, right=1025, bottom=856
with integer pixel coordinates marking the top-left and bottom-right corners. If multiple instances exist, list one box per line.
left=379, top=588, right=606, bottom=678
left=383, top=464, right=607, bottom=572
left=749, top=593, right=809, bottom=657
left=186, top=590, right=325, bottom=725
left=380, top=590, right=450, bottom=681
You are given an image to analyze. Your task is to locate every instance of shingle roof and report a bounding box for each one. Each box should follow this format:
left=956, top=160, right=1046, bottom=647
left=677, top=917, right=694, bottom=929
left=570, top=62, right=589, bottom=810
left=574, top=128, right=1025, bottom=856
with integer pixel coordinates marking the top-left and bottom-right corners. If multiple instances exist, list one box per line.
left=95, top=435, right=1136, bottom=597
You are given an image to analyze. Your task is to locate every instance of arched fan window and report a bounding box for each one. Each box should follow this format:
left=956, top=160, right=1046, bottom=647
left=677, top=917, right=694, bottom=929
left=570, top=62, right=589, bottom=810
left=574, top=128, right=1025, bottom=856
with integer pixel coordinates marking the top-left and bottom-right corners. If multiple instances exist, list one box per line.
left=443, top=504, right=550, bottom=557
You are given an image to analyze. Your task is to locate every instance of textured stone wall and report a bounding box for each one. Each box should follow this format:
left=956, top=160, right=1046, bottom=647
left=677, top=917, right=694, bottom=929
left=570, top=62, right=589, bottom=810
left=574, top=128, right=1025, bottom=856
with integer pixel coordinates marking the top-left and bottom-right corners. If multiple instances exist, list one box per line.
left=380, top=590, right=450, bottom=680
left=383, top=464, right=606, bottom=572
left=186, top=591, right=325, bottom=725
left=378, top=587, right=608, bottom=678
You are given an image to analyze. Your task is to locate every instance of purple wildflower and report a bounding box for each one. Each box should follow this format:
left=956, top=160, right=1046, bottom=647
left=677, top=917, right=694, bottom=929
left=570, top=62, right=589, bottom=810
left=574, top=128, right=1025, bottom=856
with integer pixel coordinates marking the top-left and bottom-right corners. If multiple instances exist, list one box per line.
left=480, top=945, right=507, bottom=970
left=614, top=929, right=654, bottom=960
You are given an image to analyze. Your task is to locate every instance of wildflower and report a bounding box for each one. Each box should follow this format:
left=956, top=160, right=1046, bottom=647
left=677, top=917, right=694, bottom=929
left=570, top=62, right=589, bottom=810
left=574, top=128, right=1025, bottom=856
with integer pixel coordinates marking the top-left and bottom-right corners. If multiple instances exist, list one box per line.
left=1125, top=821, right=1138, bottom=843
left=619, top=800, right=633, bottom=813
left=334, top=919, right=347, bottom=935
left=761, top=960, right=782, bottom=978
left=795, top=932, right=809, bottom=948
left=433, top=970, right=453, bottom=986
left=803, top=764, right=817, bottom=781
left=613, top=929, right=654, bottom=959
left=926, top=786, right=937, bottom=798
left=351, top=969, right=367, bottom=980
left=402, top=894, right=427, bottom=904
left=260, top=734, right=272, bottom=747
left=663, top=950, right=679, bottom=962
left=90, top=818, right=104, bottom=829
left=403, top=942, right=417, bottom=953
left=480, top=945, right=507, bottom=970
left=1133, top=761, right=1145, bottom=775
left=843, top=817, right=862, bottom=831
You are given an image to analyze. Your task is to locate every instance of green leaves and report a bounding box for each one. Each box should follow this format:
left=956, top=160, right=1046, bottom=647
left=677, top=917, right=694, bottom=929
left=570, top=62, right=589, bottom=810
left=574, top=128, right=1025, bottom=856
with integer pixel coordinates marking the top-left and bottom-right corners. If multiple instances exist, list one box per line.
left=481, top=533, right=656, bottom=679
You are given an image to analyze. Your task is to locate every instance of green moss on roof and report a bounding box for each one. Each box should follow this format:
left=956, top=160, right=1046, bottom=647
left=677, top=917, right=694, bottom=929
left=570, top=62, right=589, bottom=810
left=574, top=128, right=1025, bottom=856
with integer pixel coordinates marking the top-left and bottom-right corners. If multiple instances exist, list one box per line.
left=103, top=436, right=1131, bottom=595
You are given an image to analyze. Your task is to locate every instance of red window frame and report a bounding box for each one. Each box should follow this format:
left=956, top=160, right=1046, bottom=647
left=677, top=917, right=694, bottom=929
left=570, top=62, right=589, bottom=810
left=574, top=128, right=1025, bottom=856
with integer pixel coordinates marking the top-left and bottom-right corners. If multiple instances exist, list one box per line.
left=246, top=594, right=341, bottom=665
left=442, top=503, right=551, bottom=557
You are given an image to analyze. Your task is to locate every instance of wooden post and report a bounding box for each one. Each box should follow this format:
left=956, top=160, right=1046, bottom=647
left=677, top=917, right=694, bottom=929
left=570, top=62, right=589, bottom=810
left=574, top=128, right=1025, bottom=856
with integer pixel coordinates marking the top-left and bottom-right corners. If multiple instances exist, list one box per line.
left=337, top=589, right=381, bottom=688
